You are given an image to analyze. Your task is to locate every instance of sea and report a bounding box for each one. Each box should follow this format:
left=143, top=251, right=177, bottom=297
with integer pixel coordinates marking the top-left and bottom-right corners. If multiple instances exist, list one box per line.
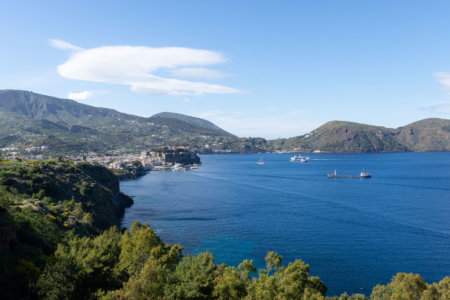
left=121, top=152, right=450, bottom=296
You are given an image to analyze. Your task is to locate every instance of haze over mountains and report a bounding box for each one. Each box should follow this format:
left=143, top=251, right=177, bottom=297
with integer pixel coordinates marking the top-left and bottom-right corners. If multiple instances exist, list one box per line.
left=0, top=89, right=449, bottom=154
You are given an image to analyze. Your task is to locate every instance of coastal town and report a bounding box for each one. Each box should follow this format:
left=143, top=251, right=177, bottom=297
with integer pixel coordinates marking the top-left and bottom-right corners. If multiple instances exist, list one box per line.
left=0, top=146, right=201, bottom=177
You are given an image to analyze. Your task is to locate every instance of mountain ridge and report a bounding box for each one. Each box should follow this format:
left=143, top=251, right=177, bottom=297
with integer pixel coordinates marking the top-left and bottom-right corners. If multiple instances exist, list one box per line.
left=0, top=89, right=449, bottom=153
left=0, top=89, right=139, bottom=125
left=150, top=112, right=234, bottom=136
left=270, top=118, right=450, bottom=153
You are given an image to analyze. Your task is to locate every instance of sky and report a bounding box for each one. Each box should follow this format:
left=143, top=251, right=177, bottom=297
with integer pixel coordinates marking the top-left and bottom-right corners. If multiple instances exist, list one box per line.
left=1, top=0, right=450, bottom=139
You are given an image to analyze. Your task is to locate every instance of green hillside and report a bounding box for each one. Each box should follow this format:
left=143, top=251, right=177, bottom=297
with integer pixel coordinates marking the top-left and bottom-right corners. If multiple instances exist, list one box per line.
left=269, top=121, right=407, bottom=153
left=0, top=90, right=236, bottom=154
left=0, top=90, right=449, bottom=154
left=0, top=89, right=138, bottom=125
left=0, top=159, right=132, bottom=298
left=395, top=118, right=450, bottom=151
left=269, top=119, right=450, bottom=153
left=0, top=160, right=448, bottom=299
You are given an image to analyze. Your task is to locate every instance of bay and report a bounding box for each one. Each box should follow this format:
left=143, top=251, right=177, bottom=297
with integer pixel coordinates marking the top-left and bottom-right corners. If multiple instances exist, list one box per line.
left=121, top=152, right=450, bottom=296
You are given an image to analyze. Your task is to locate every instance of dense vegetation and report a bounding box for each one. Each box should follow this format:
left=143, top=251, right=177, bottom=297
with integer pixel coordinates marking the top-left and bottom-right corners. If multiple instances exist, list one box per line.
left=0, top=90, right=236, bottom=155
left=0, top=160, right=448, bottom=299
left=269, top=119, right=450, bottom=153
left=1, top=90, right=449, bottom=155
left=0, top=159, right=132, bottom=298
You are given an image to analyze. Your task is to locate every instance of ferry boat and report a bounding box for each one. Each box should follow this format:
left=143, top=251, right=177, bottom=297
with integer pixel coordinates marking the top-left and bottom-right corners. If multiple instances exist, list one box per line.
left=328, top=169, right=371, bottom=178
left=290, top=155, right=309, bottom=163
left=172, top=163, right=187, bottom=171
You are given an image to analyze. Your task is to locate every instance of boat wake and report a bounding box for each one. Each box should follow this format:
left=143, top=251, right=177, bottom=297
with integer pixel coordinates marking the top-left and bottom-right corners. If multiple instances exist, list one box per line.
left=189, top=172, right=450, bottom=237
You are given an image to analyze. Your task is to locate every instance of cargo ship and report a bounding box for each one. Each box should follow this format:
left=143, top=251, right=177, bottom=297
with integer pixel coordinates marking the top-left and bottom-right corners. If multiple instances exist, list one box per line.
left=327, top=169, right=371, bottom=178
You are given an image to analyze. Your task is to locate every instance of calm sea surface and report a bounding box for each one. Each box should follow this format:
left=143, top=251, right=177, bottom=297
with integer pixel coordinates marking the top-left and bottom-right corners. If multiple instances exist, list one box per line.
left=121, top=152, right=450, bottom=295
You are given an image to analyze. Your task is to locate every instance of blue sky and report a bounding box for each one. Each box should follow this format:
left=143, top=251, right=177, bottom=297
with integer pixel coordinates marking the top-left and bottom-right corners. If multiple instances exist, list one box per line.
left=1, top=0, right=450, bottom=138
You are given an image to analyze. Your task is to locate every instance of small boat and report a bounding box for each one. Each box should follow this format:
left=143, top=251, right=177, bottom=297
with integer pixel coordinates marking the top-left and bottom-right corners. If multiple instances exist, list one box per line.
left=257, top=158, right=265, bottom=165
left=172, top=163, right=187, bottom=171
left=290, top=155, right=309, bottom=163
left=359, top=169, right=371, bottom=178
left=328, top=169, right=371, bottom=178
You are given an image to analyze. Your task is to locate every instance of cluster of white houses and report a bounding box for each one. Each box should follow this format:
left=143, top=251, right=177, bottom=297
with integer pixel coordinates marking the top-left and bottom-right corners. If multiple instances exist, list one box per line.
left=1, top=146, right=200, bottom=172
left=109, top=148, right=200, bottom=171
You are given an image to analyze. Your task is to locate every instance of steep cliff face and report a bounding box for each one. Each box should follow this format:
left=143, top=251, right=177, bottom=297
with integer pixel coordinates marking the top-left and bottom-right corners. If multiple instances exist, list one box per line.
left=75, top=163, right=134, bottom=229
left=0, top=160, right=133, bottom=232
left=0, top=160, right=134, bottom=298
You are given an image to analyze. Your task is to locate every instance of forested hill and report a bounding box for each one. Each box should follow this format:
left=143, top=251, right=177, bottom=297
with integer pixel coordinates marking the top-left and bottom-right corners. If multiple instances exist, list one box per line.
left=0, top=90, right=235, bottom=154
left=0, top=89, right=140, bottom=125
left=0, top=159, right=449, bottom=299
left=0, top=90, right=233, bottom=136
left=0, top=90, right=449, bottom=154
left=268, top=118, right=450, bottom=152
left=395, top=118, right=450, bottom=151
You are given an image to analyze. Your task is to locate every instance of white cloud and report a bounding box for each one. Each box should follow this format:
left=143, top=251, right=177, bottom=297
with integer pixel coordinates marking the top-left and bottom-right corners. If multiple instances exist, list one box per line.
left=53, top=40, right=243, bottom=96
left=434, top=72, right=450, bottom=92
left=129, top=75, right=242, bottom=96
left=67, top=90, right=107, bottom=101
left=49, top=39, right=83, bottom=51
left=427, top=72, right=450, bottom=115
left=171, top=68, right=232, bottom=80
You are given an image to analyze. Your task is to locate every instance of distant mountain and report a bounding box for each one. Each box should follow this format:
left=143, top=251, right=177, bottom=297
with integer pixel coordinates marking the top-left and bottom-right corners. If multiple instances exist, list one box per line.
left=0, top=89, right=138, bottom=125
left=0, top=90, right=235, bottom=154
left=0, top=90, right=235, bottom=136
left=0, top=90, right=449, bottom=154
left=395, top=118, right=450, bottom=151
left=150, top=112, right=234, bottom=137
left=270, top=119, right=450, bottom=152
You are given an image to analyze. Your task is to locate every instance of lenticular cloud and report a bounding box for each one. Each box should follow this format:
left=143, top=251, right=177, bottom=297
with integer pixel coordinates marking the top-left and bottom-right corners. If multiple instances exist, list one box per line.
left=54, top=41, right=243, bottom=96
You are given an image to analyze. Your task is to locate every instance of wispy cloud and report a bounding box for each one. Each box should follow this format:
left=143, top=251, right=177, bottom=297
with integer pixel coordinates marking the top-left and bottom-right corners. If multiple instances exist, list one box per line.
left=171, top=68, right=232, bottom=80
left=427, top=72, right=450, bottom=115
left=433, top=72, right=450, bottom=93
left=67, top=90, right=107, bottom=101
left=420, top=102, right=450, bottom=115
left=49, top=39, right=83, bottom=51
left=52, top=40, right=244, bottom=96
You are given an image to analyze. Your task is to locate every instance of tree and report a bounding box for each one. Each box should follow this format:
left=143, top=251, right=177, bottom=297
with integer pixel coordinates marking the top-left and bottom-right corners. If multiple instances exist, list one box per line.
left=213, top=264, right=248, bottom=300
left=115, top=222, right=164, bottom=279
left=37, top=226, right=122, bottom=298
left=265, top=251, right=282, bottom=275
left=247, top=252, right=327, bottom=300
left=247, top=270, right=277, bottom=300
left=165, top=251, right=216, bottom=299
left=419, top=276, right=450, bottom=300
left=35, top=257, right=83, bottom=300
left=371, top=273, right=428, bottom=300
left=103, top=242, right=183, bottom=299
left=104, top=259, right=167, bottom=300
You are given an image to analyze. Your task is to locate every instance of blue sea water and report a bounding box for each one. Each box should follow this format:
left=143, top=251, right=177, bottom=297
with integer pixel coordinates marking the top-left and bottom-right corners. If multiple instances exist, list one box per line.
left=121, top=152, right=450, bottom=296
